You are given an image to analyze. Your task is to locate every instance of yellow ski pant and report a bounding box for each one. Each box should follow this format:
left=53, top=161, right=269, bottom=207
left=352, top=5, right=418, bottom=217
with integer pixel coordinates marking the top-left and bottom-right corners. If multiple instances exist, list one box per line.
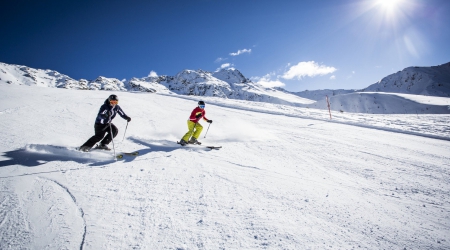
left=182, top=120, right=203, bottom=141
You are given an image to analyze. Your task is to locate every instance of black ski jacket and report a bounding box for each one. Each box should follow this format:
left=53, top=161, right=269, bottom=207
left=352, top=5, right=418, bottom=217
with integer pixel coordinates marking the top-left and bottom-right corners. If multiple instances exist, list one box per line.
left=94, top=99, right=130, bottom=124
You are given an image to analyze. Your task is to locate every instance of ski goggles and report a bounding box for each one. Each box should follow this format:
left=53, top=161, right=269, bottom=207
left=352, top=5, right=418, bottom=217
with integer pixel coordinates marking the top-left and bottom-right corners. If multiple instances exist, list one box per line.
left=199, top=105, right=205, bottom=109
left=110, top=100, right=118, bottom=104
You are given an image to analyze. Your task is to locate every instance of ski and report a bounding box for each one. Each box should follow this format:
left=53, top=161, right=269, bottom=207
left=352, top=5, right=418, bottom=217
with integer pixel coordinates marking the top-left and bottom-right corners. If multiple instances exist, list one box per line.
left=116, top=151, right=139, bottom=159
left=177, top=141, right=221, bottom=150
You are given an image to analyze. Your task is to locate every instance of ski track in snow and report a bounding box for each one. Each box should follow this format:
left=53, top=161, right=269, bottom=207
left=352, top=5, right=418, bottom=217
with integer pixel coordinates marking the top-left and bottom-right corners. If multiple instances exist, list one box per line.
left=0, top=85, right=449, bottom=249
left=39, top=177, right=87, bottom=250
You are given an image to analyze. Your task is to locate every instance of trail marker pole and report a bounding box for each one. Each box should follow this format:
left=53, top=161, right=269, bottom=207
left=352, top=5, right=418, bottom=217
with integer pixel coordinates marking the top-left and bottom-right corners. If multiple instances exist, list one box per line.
left=326, top=95, right=332, bottom=120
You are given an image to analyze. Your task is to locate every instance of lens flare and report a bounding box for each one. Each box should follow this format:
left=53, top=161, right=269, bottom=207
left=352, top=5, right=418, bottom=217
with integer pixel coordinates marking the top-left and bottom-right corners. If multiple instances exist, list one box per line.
left=377, top=0, right=403, bottom=11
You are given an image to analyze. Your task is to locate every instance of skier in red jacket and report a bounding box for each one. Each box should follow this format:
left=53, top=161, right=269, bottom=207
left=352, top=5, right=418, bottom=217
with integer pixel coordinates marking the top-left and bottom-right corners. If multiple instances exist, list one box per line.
left=179, top=100, right=212, bottom=146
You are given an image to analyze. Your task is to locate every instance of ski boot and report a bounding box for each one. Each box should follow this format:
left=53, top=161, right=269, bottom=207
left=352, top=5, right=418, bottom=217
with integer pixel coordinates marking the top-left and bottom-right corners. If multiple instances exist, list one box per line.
left=79, top=146, right=91, bottom=152
left=189, top=137, right=201, bottom=145
left=95, top=144, right=111, bottom=150
left=179, top=139, right=188, bottom=146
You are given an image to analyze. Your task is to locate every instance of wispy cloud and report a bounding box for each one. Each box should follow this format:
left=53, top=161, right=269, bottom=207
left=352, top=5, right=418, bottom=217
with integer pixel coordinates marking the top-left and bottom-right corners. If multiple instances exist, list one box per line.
left=215, top=57, right=227, bottom=63
left=148, top=70, right=158, bottom=77
left=281, top=61, right=337, bottom=80
left=330, top=75, right=336, bottom=80
left=220, top=63, right=231, bottom=69
left=230, top=49, right=251, bottom=56
left=347, top=71, right=355, bottom=79
left=252, top=74, right=285, bottom=88
left=216, top=63, right=234, bottom=71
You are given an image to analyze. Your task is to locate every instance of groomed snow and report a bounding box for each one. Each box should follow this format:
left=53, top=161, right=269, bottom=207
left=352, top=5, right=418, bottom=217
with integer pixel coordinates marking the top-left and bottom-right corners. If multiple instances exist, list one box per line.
left=0, top=84, right=449, bottom=249
left=364, top=92, right=450, bottom=106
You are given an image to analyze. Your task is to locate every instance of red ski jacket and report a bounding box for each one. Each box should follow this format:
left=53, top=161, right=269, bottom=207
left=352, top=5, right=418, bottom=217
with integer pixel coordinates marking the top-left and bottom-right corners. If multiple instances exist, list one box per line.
left=189, top=107, right=208, bottom=123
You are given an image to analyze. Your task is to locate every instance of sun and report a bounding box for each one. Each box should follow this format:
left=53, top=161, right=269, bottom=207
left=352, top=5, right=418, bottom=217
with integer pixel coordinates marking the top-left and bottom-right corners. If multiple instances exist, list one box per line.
left=377, top=0, right=403, bottom=11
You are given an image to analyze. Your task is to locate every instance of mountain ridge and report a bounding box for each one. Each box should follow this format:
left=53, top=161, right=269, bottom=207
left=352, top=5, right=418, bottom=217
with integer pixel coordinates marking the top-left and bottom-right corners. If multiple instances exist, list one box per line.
left=1, top=61, right=449, bottom=114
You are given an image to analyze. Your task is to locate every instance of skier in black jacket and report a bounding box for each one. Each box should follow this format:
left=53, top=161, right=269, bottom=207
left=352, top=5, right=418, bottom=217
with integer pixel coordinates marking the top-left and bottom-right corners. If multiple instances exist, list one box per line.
left=79, top=94, right=131, bottom=152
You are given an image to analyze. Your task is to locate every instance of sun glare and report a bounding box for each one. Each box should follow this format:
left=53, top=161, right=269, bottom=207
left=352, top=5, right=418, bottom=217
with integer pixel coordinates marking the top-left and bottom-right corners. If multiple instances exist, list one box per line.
left=377, top=0, right=403, bottom=11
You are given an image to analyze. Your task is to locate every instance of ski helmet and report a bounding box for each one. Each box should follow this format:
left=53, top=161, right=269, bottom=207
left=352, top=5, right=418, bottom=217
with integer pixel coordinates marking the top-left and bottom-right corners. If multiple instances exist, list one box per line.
left=108, top=95, right=119, bottom=102
left=198, top=100, right=205, bottom=106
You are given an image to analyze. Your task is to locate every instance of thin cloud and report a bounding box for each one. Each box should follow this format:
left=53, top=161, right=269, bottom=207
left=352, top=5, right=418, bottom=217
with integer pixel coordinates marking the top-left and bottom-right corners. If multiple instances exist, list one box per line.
left=330, top=75, right=336, bottom=80
left=148, top=70, right=158, bottom=77
left=252, top=74, right=285, bottom=88
left=281, top=61, right=337, bottom=80
left=215, top=57, right=227, bottom=63
left=216, top=63, right=234, bottom=71
left=230, top=49, right=251, bottom=56
left=221, top=63, right=231, bottom=69
left=347, top=71, right=355, bottom=79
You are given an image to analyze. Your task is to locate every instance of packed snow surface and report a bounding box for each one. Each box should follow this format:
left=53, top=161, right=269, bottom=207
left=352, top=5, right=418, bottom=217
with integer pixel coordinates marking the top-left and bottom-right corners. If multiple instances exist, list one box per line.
left=0, top=84, right=449, bottom=249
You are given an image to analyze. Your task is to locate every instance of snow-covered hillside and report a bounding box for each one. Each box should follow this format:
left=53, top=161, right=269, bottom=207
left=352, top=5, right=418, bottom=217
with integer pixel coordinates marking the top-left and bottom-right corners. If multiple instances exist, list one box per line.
left=361, top=62, right=450, bottom=97
left=305, top=92, right=450, bottom=114
left=287, top=62, right=450, bottom=114
left=2, top=61, right=450, bottom=114
left=291, top=89, right=357, bottom=101
left=0, top=62, right=83, bottom=89
left=0, top=84, right=449, bottom=249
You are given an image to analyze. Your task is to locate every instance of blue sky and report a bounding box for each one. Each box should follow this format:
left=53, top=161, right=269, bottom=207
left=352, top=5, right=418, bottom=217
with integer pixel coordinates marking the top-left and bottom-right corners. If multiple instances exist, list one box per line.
left=1, top=0, right=449, bottom=92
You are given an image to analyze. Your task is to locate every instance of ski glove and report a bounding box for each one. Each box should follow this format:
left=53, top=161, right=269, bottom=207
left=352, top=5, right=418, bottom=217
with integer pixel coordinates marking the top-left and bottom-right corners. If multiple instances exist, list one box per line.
left=126, top=117, right=131, bottom=122
left=195, top=113, right=202, bottom=118
left=207, top=120, right=213, bottom=123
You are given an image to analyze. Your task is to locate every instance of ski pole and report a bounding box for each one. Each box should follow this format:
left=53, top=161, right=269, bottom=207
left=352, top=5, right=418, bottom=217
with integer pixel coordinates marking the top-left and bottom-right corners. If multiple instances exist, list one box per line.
left=122, top=121, right=129, bottom=142
left=109, top=121, right=116, bottom=161
left=204, top=123, right=211, bottom=138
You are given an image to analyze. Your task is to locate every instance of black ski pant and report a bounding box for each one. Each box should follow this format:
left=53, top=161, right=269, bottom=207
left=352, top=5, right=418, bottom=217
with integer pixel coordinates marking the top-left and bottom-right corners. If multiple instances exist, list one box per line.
left=81, top=123, right=118, bottom=148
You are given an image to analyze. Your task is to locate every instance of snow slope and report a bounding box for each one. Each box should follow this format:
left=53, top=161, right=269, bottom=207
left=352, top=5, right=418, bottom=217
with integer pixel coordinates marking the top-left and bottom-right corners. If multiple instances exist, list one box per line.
left=361, top=62, right=450, bottom=97
left=0, top=84, right=449, bottom=249
left=305, top=92, right=450, bottom=114
left=291, top=89, right=357, bottom=101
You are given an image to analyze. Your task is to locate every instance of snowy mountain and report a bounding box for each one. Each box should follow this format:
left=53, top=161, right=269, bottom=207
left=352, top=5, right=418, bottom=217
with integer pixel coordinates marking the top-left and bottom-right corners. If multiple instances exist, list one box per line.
left=361, top=62, right=450, bottom=97
left=125, top=68, right=313, bottom=105
left=0, top=62, right=84, bottom=89
left=1, top=61, right=450, bottom=114
left=0, top=62, right=127, bottom=91
left=286, top=62, right=450, bottom=114
left=0, top=62, right=310, bottom=106
left=290, top=62, right=450, bottom=101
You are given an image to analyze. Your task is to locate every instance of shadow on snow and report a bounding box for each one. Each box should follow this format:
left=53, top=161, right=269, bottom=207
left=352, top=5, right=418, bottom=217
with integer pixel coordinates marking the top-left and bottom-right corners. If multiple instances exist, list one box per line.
left=0, top=145, right=118, bottom=168
left=0, top=138, right=210, bottom=168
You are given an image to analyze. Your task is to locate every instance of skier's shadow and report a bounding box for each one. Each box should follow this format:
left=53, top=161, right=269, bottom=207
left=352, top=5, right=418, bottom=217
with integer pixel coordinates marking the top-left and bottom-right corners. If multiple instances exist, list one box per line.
left=128, top=137, right=207, bottom=155
left=128, top=138, right=180, bottom=154
left=0, top=148, right=114, bottom=168
left=0, top=139, right=203, bottom=168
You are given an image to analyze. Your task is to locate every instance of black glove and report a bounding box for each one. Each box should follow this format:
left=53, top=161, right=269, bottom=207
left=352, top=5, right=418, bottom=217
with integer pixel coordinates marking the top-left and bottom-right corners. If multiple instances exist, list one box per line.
left=207, top=120, right=213, bottom=123
left=126, top=117, right=131, bottom=122
left=195, top=113, right=202, bottom=118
